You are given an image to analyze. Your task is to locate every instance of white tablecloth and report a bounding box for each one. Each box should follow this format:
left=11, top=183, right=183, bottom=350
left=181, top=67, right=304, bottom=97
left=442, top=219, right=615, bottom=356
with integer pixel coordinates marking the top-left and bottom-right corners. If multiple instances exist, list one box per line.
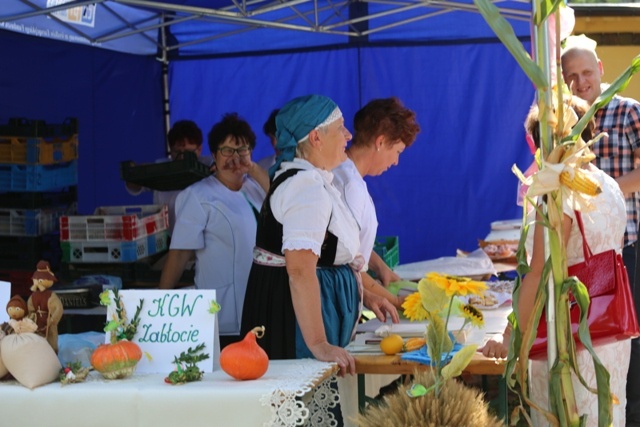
left=0, top=359, right=338, bottom=427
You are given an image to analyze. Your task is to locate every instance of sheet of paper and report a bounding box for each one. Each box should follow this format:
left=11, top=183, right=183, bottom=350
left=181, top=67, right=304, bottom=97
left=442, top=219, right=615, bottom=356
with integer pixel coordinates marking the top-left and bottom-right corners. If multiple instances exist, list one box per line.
left=0, top=281, right=10, bottom=323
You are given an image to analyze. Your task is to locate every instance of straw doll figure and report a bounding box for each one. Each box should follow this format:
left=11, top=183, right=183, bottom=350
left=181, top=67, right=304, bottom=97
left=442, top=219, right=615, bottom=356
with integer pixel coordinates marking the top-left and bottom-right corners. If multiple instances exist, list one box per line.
left=27, top=261, right=64, bottom=352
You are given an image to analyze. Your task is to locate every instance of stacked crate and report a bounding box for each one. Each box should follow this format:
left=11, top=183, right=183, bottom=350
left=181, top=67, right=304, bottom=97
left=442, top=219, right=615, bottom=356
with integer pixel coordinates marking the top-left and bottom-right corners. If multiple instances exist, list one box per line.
left=0, top=118, right=78, bottom=298
left=58, top=205, right=170, bottom=281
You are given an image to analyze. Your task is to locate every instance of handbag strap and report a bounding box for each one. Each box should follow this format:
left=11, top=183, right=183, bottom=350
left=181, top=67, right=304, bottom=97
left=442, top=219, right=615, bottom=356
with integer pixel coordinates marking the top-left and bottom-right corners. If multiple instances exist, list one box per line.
left=574, top=210, right=594, bottom=261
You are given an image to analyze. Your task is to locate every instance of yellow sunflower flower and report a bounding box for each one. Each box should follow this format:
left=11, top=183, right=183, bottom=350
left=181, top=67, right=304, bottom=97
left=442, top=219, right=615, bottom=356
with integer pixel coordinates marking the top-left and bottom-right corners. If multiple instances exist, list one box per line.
left=461, top=304, right=484, bottom=328
left=426, top=272, right=487, bottom=297
left=402, top=292, right=428, bottom=321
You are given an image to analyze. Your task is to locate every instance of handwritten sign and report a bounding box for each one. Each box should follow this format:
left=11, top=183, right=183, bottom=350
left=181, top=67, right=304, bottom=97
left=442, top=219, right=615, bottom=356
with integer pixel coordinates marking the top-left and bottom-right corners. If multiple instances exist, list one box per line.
left=103, top=289, right=218, bottom=374
left=0, top=281, right=10, bottom=323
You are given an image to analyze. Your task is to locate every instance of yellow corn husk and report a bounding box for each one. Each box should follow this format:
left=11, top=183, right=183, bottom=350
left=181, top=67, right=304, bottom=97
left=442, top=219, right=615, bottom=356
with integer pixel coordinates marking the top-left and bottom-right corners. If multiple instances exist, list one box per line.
left=404, top=337, right=426, bottom=352
left=545, top=144, right=566, bottom=164
left=559, top=167, right=602, bottom=196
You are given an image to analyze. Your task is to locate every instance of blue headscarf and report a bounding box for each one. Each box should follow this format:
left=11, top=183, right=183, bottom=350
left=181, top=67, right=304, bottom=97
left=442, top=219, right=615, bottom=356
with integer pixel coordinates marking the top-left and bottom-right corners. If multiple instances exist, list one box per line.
left=269, top=94, right=338, bottom=178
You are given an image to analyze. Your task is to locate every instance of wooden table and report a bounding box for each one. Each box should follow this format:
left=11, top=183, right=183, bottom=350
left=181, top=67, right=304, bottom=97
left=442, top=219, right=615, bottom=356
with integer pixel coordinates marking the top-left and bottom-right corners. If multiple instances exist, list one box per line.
left=354, top=351, right=506, bottom=376
left=351, top=305, right=512, bottom=421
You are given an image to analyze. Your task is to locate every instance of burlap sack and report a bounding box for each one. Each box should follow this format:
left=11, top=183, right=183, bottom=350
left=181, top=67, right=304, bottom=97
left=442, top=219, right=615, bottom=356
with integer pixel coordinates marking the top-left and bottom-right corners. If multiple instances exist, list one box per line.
left=0, top=332, right=61, bottom=389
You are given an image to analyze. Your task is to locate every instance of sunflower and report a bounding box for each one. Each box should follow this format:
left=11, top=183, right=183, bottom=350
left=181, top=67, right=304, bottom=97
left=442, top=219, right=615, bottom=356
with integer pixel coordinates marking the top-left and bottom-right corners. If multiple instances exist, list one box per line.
left=402, top=292, right=428, bottom=321
left=461, top=304, right=484, bottom=328
left=426, top=272, right=488, bottom=297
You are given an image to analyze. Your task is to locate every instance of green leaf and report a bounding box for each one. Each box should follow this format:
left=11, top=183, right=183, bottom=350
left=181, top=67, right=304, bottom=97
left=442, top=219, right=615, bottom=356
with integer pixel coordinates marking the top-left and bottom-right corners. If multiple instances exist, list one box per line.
left=209, top=300, right=221, bottom=314
left=103, top=320, right=119, bottom=332
left=441, top=344, right=478, bottom=380
left=387, top=280, right=418, bottom=296
left=405, top=383, right=429, bottom=398
left=99, top=290, right=112, bottom=306
left=569, top=277, right=614, bottom=424
left=426, top=315, right=452, bottom=363
left=474, top=0, right=547, bottom=88
left=449, top=296, right=466, bottom=317
left=418, top=278, right=449, bottom=313
left=533, top=0, right=563, bottom=26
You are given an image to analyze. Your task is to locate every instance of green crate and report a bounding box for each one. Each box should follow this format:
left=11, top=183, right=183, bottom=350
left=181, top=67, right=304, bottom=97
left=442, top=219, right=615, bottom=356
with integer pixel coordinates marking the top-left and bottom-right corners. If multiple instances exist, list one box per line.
left=373, top=235, right=399, bottom=268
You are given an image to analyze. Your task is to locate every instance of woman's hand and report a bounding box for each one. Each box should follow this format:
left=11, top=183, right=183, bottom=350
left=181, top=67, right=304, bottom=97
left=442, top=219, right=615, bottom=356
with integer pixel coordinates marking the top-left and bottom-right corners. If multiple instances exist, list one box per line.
left=308, top=341, right=356, bottom=377
left=222, top=152, right=253, bottom=174
left=479, top=335, right=509, bottom=359
left=378, top=267, right=401, bottom=288
left=363, top=289, right=400, bottom=324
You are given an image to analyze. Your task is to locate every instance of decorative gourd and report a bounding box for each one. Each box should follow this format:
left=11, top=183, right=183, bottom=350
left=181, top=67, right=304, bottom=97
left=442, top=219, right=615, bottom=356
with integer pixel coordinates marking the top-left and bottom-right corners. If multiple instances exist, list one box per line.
left=220, top=326, right=269, bottom=380
left=90, top=340, right=142, bottom=379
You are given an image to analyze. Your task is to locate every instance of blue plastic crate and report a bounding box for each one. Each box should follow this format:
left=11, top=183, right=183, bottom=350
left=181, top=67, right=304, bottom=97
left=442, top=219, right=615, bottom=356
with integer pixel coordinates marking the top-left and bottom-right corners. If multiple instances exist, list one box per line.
left=0, top=117, right=78, bottom=138
left=0, top=160, right=78, bottom=192
left=0, top=205, right=74, bottom=236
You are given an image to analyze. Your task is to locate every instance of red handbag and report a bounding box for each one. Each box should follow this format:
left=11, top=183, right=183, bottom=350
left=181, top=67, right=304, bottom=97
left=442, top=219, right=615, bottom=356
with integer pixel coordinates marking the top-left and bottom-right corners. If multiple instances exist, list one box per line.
left=529, top=211, right=640, bottom=359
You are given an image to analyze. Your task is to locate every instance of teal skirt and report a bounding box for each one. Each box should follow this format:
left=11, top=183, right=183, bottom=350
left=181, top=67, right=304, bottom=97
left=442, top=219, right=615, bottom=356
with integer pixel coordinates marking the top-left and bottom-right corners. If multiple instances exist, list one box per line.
left=295, top=264, right=360, bottom=358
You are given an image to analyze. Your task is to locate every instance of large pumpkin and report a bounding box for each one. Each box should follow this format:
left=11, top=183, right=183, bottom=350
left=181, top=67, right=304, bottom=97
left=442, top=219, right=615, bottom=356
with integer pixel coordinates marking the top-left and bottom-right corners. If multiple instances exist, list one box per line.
left=90, top=340, right=142, bottom=379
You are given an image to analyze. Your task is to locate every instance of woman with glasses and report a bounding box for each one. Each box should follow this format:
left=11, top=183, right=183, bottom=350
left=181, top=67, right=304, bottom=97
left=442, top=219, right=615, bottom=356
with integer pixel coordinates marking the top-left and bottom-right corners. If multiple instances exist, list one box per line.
left=160, top=113, right=269, bottom=348
left=241, top=95, right=398, bottom=377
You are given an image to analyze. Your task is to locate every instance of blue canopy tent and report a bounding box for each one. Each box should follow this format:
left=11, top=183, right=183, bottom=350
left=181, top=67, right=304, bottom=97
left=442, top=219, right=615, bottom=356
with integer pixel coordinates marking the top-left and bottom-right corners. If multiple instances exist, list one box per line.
left=0, top=0, right=535, bottom=263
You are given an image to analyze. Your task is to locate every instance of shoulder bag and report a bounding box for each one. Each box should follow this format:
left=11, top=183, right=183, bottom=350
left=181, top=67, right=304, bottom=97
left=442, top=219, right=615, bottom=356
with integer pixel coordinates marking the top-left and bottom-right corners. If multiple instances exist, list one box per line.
left=529, top=211, right=640, bottom=359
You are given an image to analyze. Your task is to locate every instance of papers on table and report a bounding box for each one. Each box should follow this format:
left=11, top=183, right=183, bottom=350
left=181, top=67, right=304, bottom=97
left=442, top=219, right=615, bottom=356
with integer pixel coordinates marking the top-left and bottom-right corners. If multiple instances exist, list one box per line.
left=351, top=306, right=512, bottom=354
left=392, top=249, right=496, bottom=281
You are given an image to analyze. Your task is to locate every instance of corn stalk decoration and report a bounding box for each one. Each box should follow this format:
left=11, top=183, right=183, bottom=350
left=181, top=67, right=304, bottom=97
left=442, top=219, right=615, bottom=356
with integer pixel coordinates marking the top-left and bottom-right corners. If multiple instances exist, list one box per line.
left=473, top=0, right=640, bottom=425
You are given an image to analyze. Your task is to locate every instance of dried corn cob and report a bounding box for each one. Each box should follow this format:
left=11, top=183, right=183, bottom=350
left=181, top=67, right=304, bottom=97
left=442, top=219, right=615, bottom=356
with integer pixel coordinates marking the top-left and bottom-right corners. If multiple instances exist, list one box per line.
left=559, top=168, right=602, bottom=196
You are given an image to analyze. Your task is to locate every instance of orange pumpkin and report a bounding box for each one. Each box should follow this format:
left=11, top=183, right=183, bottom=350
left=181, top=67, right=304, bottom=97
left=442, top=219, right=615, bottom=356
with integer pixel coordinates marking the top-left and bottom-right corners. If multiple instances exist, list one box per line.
left=220, top=326, right=269, bottom=380
left=91, top=340, right=143, bottom=379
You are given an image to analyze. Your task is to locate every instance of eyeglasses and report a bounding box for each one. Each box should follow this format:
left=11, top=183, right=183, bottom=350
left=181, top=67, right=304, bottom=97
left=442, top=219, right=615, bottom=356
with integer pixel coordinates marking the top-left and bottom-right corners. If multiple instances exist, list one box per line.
left=218, top=146, right=251, bottom=157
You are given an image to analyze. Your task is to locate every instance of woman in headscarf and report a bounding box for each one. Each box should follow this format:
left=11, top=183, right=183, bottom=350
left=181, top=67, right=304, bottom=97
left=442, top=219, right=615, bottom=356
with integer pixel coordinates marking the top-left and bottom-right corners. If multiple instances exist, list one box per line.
left=241, top=95, right=397, bottom=375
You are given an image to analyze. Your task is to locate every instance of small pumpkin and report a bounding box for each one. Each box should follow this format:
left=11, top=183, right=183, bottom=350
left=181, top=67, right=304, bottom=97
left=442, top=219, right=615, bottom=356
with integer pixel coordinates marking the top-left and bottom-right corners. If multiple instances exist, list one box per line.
left=90, top=340, right=142, bottom=379
left=403, top=337, right=426, bottom=352
left=220, top=326, right=269, bottom=380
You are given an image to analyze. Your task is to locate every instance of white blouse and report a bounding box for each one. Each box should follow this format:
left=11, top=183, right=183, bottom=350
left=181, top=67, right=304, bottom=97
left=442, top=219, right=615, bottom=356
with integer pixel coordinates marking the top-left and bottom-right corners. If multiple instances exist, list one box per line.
left=526, top=164, right=626, bottom=263
left=272, top=158, right=361, bottom=265
left=333, top=157, right=378, bottom=265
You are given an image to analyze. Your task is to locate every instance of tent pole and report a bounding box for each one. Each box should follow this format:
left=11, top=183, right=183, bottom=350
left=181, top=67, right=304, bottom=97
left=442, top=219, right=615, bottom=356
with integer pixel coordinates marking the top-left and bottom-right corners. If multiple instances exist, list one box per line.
left=160, top=12, right=171, bottom=157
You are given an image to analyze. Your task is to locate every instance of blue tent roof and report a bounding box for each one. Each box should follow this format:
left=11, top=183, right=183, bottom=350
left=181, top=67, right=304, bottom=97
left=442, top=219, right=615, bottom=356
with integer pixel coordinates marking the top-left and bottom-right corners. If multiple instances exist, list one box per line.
left=1, top=0, right=531, bottom=56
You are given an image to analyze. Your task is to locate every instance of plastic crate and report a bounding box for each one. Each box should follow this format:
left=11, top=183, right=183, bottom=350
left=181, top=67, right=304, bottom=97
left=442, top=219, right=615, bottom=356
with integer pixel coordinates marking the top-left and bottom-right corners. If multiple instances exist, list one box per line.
left=0, top=204, right=75, bottom=237
left=60, top=204, right=169, bottom=242
left=120, top=151, right=212, bottom=191
left=0, top=160, right=78, bottom=192
left=0, top=117, right=78, bottom=138
left=0, top=134, right=78, bottom=164
left=0, top=233, right=62, bottom=271
left=0, top=186, right=77, bottom=209
left=373, top=235, right=400, bottom=268
left=61, top=229, right=169, bottom=263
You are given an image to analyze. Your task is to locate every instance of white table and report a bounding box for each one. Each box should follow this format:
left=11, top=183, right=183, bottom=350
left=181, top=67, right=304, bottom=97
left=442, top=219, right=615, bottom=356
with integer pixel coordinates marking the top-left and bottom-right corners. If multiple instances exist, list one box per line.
left=0, top=359, right=338, bottom=427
